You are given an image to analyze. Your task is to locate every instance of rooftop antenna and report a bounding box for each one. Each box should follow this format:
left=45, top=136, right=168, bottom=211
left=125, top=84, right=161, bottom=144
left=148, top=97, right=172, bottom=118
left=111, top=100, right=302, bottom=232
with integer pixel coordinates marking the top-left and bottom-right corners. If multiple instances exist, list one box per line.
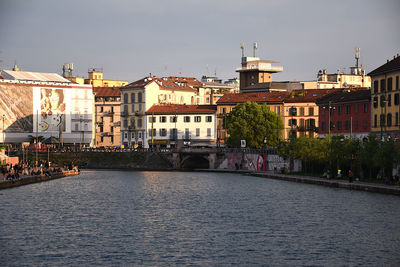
left=240, top=42, right=245, bottom=58
left=355, top=47, right=360, bottom=68
left=253, top=42, right=258, bottom=57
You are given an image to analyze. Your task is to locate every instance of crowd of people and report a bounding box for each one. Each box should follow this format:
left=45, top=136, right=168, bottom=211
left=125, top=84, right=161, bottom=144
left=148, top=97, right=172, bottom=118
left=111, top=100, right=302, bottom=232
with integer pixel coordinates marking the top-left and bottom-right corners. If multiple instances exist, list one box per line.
left=0, top=160, right=76, bottom=182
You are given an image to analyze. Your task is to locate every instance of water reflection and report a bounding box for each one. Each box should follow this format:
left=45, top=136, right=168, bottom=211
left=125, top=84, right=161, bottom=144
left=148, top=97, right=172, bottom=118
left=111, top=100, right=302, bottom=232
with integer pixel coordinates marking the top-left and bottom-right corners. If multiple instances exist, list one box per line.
left=0, top=170, right=399, bottom=266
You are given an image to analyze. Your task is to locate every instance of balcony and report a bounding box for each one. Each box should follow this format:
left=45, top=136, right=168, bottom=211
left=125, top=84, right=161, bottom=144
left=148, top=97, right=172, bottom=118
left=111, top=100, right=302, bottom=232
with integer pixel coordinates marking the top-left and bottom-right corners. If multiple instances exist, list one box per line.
left=121, top=111, right=129, bottom=117
left=103, top=111, right=114, bottom=117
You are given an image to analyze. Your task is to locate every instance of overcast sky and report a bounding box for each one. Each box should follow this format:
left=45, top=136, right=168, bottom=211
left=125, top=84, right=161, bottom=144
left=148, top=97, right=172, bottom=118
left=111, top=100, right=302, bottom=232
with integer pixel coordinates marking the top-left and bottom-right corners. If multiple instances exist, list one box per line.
left=0, top=0, right=399, bottom=83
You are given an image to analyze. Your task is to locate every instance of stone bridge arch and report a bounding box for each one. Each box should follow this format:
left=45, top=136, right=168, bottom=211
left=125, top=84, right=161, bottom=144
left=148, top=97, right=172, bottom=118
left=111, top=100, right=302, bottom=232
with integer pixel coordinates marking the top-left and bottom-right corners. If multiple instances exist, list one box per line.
left=180, top=154, right=210, bottom=169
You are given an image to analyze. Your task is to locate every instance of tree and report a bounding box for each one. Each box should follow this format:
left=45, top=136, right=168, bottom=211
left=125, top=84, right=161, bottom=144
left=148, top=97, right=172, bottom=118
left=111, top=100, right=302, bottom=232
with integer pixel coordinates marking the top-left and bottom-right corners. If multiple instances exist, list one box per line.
left=225, top=102, right=283, bottom=148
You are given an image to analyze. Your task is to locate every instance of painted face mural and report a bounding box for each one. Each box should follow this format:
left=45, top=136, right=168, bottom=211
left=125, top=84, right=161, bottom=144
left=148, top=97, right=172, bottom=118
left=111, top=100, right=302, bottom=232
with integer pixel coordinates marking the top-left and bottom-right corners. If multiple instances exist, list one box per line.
left=40, top=88, right=66, bottom=132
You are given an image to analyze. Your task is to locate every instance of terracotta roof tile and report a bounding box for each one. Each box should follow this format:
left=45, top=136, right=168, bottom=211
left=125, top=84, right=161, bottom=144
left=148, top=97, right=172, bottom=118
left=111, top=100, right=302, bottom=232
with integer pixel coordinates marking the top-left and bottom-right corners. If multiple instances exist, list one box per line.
left=93, top=87, right=120, bottom=97
left=123, top=76, right=198, bottom=92
left=284, top=89, right=341, bottom=103
left=316, top=88, right=371, bottom=105
left=146, top=104, right=217, bottom=115
left=217, top=92, right=290, bottom=104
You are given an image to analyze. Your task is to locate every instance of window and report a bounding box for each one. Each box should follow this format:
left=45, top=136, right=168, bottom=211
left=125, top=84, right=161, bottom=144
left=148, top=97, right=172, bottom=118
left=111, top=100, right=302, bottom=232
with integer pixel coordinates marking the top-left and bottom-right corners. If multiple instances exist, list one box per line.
left=300, top=107, right=305, bottom=116
left=170, top=128, right=177, bottom=139
left=344, top=120, right=350, bottom=130
left=395, top=94, right=400, bottom=105
left=138, top=92, right=143, bottom=102
left=185, top=128, right=190, bottom=139
left=100, top=126, right=103, bottom=132
left=396, top=76, right=399, bottom=90
left=388, top=77, right=393, bottom=91
left=380, top=95, right=386, bottom=107
left=130, top=118, right=135, bottom=127
left=289, top=119, right=297, bottom=126
left=131, top=93, right=135, bottom=103
left=300, top=119, right=305, bottom=127
left=131, top=104, right=135, bottom=113
left=207, top=128, right=211, bottom=136
left=289, top=107, right=297, bottom=116
left=345, top=105, right=351, bottom=114
left=196, top=128, right=200, bottom=136
left=138, top=104, right=142, bottom=112
left=396, top=112, right=399, bottom=126
left=355, top=104, right=358, bottom=113
left=388, top=94, right=392, bottom=107
left=123, top=119, right=128, bottom=128
left=364, top=103, right=368, bottom=113
left=321, top=121, right=326, bottom=131
left=338, top=106, right=342, bottom=115
left=124, top=132, right=128, bottom=139
left=184, top=116, right=191, bottom=122
left=170, top=116, right=177, bottom=123
left=75, top=123, right=79, bottom=131
left=337, top=121, right=342, bottom=130
left=124, top=93, right=128, bottom=104
left=374, top=80, right=379, bottom=94
left=137, top=118, right=142, bottom=128
left=124, top=105, right=128, bottom=113
left=354, top=120, right=358, bottom=129
left=110, top=127, right=114, bottom=133
left=148, top=129, right=156, bottom=137
left=194, top=116, right=201, bottom=122
left=159, top=128, right=167, bottom=136
left=149, top=117, right=156, bottom=123
left=308, top=107, right=314, bottom=116
left=206, top=116, right=212, bottom=122
left=380, top=114, right=385, bottom=126
left=276, top=106, right=281, bottom=115
left=100, top=106, right=104, bottom=112
left=380, top=79, right=386, bottom=92
left=222, top=107, right=226, bottom=114
left=374, top=114, right=377, bottom=128
left=138, top=132, right=142, bottom=139
left=321, top=108, right=325, bottom=116
left=387, top=113, right=392, bottom=127
left=363, top=120, right=367, bottom=129
left=373, top=97, right=378, bottom=108
left=159, top=116, right=167, bottom=123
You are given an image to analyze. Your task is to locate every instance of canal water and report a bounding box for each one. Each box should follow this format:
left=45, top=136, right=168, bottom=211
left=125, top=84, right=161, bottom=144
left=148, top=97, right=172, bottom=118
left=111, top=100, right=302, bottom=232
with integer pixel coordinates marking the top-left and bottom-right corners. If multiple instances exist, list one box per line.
left=0, top=170, right=399, bottom=266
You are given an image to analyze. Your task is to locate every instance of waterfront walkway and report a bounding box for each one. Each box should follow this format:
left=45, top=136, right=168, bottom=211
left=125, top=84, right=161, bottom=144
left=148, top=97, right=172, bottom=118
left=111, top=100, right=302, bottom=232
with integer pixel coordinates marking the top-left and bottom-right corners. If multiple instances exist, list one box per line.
left=198, top=169, right=400, bottom=196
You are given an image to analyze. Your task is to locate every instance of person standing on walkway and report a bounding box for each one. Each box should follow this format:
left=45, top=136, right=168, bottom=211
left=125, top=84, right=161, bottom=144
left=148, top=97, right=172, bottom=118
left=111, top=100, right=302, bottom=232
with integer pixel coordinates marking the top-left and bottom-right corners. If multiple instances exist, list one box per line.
left=348, top=170, right=354, bottom=183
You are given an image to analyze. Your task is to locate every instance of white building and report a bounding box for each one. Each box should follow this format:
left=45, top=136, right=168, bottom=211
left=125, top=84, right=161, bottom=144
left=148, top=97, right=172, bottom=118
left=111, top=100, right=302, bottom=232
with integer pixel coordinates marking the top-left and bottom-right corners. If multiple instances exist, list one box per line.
left=0, top=69, right=93, bottom=145
left=120, top=76, right=198, bottom=148
left=145, top=104, right=217, bottom=148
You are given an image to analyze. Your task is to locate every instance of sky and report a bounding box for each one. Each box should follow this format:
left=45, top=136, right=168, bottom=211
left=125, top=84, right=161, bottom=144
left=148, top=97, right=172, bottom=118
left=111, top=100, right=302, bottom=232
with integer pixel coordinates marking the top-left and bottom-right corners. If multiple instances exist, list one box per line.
left=0, top=0, right=399, bottom=83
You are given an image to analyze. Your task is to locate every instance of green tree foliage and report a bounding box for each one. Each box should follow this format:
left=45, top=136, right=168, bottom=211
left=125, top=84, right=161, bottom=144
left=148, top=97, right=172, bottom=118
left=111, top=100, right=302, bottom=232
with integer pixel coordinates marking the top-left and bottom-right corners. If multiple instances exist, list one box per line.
left=225, top=102, right=283, bottom=148
left=279, top=133, right=400, bottom=179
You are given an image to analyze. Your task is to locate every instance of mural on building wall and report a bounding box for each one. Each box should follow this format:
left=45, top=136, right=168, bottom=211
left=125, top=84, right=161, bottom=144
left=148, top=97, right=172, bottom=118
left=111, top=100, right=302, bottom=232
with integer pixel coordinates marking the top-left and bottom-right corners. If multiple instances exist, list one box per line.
left=40, top=88, right=66, bottom=132
left=0, top=84, right=33, bottom=132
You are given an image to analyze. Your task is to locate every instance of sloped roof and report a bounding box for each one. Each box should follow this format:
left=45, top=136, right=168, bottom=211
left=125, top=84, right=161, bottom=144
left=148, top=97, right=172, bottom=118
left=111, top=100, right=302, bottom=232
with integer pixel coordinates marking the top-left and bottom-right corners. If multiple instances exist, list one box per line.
left=284, top=89, right=340, bottom=103
left=146, top=104, right=217, bottom=115
left=124, top=76, right=197, bottom=92
left=217, top=91, right=290, bottom=104
left=93, top=87, right=120, bottom=97
left=1, top=70, right=71, bottom=83
left=316, top=88, right=371, bottom=105
left=368, top=55, right=400, bottom=76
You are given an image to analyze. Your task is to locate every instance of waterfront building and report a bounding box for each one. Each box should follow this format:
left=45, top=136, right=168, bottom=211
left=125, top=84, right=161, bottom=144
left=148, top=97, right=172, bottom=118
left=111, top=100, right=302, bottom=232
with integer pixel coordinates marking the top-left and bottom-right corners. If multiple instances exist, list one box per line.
left=120, top=76, right=198, bottom=148
left=0, top=69, right=93, bottom=145
left=199, top=76, right=235, bottom=105
left=224, top=77, right=240, bottom=93
left=63, top=64, right=128, bottom=87
left=283, top=89, right=338, bottom=139
left=369, top=54, right=400, bottom=140
left=316, top=88, right=371, bottom=139
left=145, top=104, right=217, bottom=149
left=236, top=56, right=284, bottom=93
left=216, top=91, right=289, bottom=145
left=301, top=49, right=371, bottom=89
left=93, top=87, right=121, bottom=147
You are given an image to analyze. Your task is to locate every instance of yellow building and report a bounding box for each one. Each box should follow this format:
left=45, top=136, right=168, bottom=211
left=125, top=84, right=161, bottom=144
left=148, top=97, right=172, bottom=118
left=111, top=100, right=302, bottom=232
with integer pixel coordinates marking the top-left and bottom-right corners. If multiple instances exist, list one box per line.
left=215, top=92, right=289, bottom=145
left=85, top=68, right=128, bottom=87
left=369, top=55, right=400, bottom=139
